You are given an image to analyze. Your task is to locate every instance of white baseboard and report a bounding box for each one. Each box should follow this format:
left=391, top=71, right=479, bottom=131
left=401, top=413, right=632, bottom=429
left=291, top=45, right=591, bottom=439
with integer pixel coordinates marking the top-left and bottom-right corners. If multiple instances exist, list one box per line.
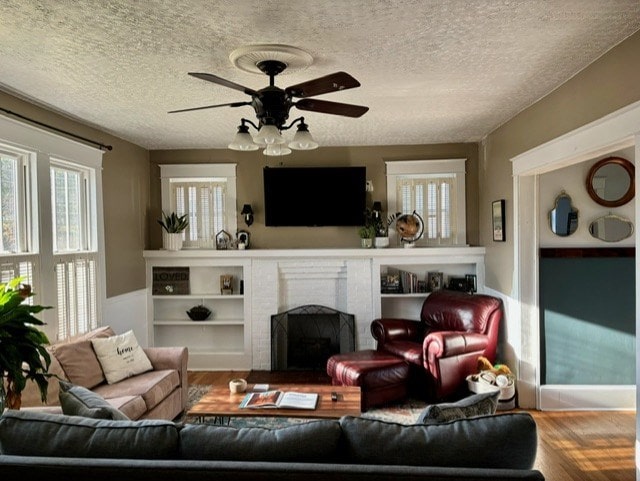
left=540, top=385, right=636, bottom=411
left=102, top=289, right=148, bottom=346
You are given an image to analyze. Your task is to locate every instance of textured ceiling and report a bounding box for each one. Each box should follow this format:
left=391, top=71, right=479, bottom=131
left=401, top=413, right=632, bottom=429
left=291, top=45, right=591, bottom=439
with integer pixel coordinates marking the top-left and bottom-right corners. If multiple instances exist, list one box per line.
left=1, top=1, right=639, bottom=150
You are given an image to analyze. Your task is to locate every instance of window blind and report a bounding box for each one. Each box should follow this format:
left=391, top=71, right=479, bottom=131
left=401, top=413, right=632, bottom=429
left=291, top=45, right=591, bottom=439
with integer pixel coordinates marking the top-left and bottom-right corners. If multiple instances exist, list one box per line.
left=172, top=180, right=227, bottom=248
left=396, top=176, right=457, bottom=245
left=55, top=254, right=98, bottom=339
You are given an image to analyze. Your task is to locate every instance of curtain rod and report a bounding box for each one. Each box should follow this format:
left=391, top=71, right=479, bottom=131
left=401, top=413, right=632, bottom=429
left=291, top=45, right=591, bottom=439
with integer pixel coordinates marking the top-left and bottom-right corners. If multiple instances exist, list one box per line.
left=0, top=107, right=113, bottom=151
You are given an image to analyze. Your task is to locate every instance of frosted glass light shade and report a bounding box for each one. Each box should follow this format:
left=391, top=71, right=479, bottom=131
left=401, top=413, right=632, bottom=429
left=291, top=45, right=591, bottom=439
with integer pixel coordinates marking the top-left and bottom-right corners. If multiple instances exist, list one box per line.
left=289, top=128, right=318, bottom=150
left=228, top=131, right=259, bottom=151
left=263, top=144, right=292, bottom=156
left=253, top=125, right=285, bottom=145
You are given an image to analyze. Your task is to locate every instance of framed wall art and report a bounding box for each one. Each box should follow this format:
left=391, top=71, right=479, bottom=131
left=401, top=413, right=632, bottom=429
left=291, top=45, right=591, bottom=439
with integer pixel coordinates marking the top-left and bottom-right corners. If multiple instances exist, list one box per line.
left=492, top=199, right=505, bottom=242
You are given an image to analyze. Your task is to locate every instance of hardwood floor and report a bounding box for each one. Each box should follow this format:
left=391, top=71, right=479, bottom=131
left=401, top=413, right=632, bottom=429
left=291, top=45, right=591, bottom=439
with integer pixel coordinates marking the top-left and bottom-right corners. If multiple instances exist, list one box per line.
left=188, top=371, right=636, bottom=481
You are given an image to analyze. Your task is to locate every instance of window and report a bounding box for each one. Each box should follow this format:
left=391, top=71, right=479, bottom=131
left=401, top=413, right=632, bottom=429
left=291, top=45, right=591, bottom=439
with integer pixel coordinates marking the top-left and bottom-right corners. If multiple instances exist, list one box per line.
left=0, top=115, right=104, bottom=341
left=386, top=159, right=466, bottom=246
left=0, top=148, right=31, bottom=254
left=51, top=160, right=99, bottom=339
left=160, top=164, right=237, bottom=248
left=171, top=178, right=227, bottom=248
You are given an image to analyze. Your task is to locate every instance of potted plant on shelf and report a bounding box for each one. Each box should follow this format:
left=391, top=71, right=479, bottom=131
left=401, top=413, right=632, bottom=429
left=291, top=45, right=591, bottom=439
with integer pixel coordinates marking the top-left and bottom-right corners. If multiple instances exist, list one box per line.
left=358, top=224, right=376, bottom=248
left=158, top=211, right=189, bottom=251
left=0, top=278, right=51, bottom=411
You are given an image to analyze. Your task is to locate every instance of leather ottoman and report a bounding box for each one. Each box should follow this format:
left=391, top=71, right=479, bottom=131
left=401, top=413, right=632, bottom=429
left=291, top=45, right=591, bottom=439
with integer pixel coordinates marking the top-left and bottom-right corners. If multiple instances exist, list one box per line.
left=326, top=350, right=409, bottom=411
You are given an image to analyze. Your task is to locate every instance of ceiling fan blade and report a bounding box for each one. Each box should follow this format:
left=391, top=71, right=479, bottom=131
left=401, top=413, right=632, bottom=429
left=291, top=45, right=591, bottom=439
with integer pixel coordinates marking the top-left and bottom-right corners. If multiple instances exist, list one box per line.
left=188, top=72, right=258, bottom=96
left=286, top=72, right=361, bottom=98
left=295, top=98, right=369, bottom=117
left=168, top=101, right=251, bottom=114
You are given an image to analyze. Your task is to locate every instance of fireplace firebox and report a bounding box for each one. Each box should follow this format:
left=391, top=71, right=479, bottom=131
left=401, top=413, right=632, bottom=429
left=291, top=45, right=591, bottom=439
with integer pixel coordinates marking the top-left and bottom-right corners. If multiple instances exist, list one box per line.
left=271, top=305, right=355, bottom=371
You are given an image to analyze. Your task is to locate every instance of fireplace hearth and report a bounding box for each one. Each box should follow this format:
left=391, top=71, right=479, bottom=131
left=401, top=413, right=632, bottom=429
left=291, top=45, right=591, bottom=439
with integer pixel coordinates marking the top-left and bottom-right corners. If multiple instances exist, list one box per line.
left=271, top=305, right=355, bottom=371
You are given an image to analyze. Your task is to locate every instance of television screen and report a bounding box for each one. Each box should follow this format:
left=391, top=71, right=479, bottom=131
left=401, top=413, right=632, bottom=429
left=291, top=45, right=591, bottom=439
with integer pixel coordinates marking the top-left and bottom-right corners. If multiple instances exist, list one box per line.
left=263, top=166, right=366, bottom=226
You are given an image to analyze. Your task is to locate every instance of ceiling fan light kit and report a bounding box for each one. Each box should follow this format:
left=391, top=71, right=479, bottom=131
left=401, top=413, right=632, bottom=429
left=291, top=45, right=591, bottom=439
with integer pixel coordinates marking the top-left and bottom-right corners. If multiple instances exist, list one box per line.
left=170, top=44, right=368, bottom=156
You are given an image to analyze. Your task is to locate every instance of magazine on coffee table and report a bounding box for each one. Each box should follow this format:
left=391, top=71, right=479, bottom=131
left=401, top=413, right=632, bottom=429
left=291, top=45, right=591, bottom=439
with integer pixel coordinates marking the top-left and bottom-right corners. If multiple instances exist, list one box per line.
left=239, top=390, right=318, bottom=410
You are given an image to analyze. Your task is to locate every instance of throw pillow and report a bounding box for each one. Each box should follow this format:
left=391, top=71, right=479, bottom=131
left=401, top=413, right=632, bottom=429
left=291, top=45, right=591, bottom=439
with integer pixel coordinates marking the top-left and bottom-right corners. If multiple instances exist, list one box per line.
left=58, top=380, right=129, bottom=420
left=52, top=340, right=106, bottom=389
left=91, top=330, right=153, bottom=384
left=417, top=390, right=500, bottom=424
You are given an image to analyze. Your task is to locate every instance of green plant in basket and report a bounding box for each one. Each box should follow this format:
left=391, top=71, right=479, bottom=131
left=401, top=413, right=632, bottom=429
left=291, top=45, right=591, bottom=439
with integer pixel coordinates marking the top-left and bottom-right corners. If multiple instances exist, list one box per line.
left=0, top=278, right=52, bottom=410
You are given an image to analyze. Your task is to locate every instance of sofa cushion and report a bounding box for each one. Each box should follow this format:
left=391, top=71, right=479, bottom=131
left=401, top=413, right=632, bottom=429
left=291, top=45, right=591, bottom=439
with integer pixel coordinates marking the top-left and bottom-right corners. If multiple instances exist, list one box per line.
left=53, top=340, right=105, bottom=389
left=180, top=420, right=342, bottom=462
left=47, top=326, right=114, bottom=391
left=91, top=330, right=153, bottom=384
left=418, top=390, right=500, bottom=424
left=339, top=413, right=537, bottom=469
left=93, top=369, right=179, bottom=412
left=58, top=381, right=129, bottom=420
left=106, top=395, right=148, bottom=420
left=0, top=410, right=179, bottom=459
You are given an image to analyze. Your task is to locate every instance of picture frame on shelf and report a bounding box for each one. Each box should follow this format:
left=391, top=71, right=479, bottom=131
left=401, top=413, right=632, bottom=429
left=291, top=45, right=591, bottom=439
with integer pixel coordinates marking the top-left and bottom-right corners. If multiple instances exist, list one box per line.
left=492, top=199, right=506, bottom=242
left=236, top=230, right=250, bottom=249
left=151, top=267, right=190, bottom=295
left=216, top=229, right=232, bottom=250
left=427, top=271, right=443, bottom=292
left=220, top=274, right=234, bottom=295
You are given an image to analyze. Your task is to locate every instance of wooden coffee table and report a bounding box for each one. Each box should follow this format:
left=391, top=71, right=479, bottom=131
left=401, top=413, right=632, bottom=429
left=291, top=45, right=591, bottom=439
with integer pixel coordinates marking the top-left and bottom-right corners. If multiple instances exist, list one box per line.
left=187, top=384, right=361, bottom=423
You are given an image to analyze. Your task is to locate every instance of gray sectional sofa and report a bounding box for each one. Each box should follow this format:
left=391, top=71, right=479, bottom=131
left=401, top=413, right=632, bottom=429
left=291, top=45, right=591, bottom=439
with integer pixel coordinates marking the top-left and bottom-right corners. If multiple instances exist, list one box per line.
left=0, top=409, right=544, bottom=480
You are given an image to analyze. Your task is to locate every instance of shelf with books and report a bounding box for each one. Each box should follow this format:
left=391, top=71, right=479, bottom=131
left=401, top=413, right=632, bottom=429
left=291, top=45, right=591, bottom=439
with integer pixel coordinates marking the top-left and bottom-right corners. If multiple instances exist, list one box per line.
left=374, top=253, right=484, bottom=320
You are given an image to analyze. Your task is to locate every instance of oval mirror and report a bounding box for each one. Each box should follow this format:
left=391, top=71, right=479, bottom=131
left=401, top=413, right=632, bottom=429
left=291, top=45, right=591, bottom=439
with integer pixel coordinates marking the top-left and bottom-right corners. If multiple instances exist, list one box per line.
left=589, top=214, right=634, bottom=242
left=586, top=156, right=635, bottom=207
left=549, top=192, right=578, bottom=236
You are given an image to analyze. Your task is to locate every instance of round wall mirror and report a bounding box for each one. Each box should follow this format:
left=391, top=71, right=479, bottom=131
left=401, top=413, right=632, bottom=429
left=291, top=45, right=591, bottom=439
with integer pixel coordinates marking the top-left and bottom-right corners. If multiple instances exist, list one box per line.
left=589, top=214, right=634, bottom=243
left=586, top=156, right=635, bottom=207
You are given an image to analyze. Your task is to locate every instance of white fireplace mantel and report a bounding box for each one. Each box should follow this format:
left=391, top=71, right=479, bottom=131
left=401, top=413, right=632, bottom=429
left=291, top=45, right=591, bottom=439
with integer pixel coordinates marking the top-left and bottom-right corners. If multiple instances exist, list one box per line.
left=144, top=247, right=485, bottom=370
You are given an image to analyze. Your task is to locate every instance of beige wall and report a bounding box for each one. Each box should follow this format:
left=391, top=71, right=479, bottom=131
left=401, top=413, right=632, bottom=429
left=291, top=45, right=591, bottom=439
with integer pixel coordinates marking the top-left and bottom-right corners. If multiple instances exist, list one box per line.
left=149, top=143, right=480, bottom=249
left=481, top=30, right=640, bottom=295
left=0, top=91, right=150, bottom=298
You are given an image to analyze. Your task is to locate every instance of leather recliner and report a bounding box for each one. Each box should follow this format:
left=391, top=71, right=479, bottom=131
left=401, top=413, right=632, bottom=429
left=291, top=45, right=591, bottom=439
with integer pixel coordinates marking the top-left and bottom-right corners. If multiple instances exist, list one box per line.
left=371, top=290, right=503, bottom=400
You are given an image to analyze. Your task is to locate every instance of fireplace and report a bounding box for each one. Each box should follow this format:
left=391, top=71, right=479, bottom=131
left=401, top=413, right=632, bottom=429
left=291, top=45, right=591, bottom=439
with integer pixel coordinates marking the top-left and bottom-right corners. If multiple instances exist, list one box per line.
left=271, top=305, right=355, bottom=371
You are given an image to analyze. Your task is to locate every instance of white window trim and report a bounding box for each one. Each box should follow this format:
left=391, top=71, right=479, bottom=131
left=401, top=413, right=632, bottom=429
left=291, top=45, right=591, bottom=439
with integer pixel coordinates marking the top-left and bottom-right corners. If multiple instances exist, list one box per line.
left=0, top=114, right=105, bottom=341
left=386, top=159, right=467, bottom=245
left=160, top=163, right=238, bottom=235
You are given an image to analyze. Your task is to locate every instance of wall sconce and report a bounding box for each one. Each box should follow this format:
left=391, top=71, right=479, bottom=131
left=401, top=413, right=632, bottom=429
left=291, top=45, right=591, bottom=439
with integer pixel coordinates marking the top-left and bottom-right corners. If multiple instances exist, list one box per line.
left=241, top=204, right=254, bottom=227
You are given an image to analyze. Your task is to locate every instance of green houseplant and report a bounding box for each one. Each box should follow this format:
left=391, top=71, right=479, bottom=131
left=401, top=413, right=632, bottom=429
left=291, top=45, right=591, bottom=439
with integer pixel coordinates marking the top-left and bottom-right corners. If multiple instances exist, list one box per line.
left=158, top=211, right=189, bottom=233
left=358, top=225, right=376, bottom=248
left=0, top=278, right=51, bottom=410
left=158, top=211, right=189, bottom=251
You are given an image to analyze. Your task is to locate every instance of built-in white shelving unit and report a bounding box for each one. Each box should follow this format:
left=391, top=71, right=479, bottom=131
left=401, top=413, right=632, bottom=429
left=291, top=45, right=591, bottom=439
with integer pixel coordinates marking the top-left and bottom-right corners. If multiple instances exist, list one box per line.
left=144, top=247, right=485, bottom=370
left=145, top=252, right=251, bottom=370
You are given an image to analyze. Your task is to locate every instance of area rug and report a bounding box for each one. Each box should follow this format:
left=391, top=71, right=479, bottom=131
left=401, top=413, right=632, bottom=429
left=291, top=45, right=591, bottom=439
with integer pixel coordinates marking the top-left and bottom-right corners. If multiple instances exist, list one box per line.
left=181, top=385, right=428, bottom=427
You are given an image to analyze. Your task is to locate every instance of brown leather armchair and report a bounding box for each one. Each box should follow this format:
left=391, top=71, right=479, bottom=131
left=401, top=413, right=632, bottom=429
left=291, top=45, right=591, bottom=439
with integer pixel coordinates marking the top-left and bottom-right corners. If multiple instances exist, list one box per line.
left=371, top=290, right=503, bottom=400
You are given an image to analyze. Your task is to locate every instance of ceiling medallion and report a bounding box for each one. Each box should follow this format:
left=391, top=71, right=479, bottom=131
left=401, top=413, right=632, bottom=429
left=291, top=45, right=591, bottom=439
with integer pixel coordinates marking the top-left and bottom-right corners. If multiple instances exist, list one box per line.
left=229, top=44, right=314, bottom=75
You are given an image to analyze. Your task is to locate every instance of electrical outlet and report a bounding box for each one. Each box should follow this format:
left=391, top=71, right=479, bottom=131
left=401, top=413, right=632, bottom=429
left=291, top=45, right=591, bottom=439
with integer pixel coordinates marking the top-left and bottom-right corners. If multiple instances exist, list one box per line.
left=365, top=180, right=374, bottom=192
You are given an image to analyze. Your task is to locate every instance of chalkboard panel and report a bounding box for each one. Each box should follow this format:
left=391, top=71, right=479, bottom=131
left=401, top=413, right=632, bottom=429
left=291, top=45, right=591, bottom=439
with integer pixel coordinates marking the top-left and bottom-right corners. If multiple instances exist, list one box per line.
left=539, top=252, right=635, bottom=385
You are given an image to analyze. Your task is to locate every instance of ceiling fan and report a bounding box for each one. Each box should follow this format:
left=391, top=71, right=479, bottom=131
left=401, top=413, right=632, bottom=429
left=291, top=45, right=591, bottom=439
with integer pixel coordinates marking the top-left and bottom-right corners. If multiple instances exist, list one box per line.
left=168, top=60, right=369, bottom=128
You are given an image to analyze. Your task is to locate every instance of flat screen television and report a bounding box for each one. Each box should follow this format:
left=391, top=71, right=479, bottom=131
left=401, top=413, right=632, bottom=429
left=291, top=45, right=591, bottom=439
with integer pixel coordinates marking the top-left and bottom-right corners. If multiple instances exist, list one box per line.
left=263, top=166, right=366, bottom=226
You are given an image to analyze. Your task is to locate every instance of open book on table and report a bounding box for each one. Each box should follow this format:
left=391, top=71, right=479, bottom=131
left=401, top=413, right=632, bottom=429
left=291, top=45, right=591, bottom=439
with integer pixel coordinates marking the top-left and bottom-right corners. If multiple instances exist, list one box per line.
left=239, top=390, right=318, bottom=410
